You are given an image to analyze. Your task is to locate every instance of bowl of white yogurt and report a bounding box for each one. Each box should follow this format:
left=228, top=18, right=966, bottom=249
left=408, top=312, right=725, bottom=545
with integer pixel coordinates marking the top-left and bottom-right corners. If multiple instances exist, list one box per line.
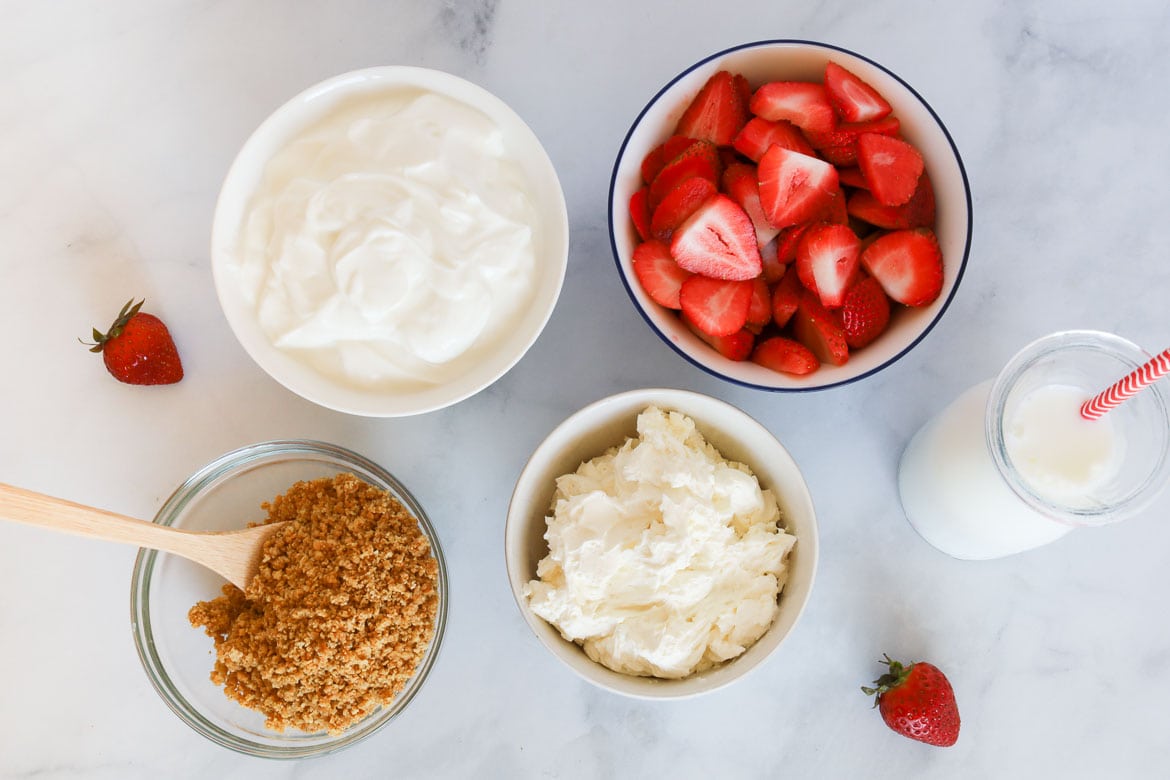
left=504, top=388, right=818, bottom=697
left=212, top=67, right=568, bottom=416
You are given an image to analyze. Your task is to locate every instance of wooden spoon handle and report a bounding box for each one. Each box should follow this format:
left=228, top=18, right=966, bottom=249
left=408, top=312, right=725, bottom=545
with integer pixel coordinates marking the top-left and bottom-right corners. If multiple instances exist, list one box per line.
left=0, top=482, right=200, bottom=552
left=0, top=482, right=274, bottom=589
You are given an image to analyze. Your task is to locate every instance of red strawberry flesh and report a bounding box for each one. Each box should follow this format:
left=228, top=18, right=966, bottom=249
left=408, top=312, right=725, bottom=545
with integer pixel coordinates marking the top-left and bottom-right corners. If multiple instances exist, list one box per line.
left=860, top=228, right=944, bottom=306
left=679, top=276, right=754, bottom=337
left=824, top=62, right=893, bottom=123
left=669, top=194, right=763, bottom=281
left=757, top=146, right=840, bottom=229
left=675, top=70, right=749, bottom=146
left=632, top=240, right=692, bottom=309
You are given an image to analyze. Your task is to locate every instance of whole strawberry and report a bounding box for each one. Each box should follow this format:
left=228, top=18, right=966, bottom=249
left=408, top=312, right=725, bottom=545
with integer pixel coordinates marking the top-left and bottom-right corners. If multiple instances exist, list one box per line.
left=83, top=299, right=183, bottom=385
left=862, top=654, right=960, bottom=747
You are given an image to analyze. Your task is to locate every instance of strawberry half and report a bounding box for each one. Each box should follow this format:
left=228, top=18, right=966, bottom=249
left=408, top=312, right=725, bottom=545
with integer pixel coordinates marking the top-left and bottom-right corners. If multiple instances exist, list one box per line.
left=848, top=173, right=936, bottom=229
left=751, top=336, right=819, bottom=376
left=774, top=223, right=812, bottom=265
left=629, top=187, right=651, bottom=241
left=632, top=240, right=692, bottom=309
left=684, top=315, right=755, bottom=361
left=792, top=290, right=849, bottom=366
left=746, top=276, right=772, bottom=329
left=750, top=81, right=836, bottom=134
left=648, top=140, right=721, bottom=209
left=722, top=163, right=780, bottom=247
left=860, top=228, right=944, bottom=306
left=641, top=144, right=666, bottom=185
left=757, top=146, right=840, bottom=229
left=732, top=117, right=815, bottom=162
left=669, top=194, right=763, bottom=281
left=862, top=654, right=960, bottom=748
left=839, top=275, right=891, bottom=348
left=770, top=266, right=803, bottom=328
left=824, top=62, right=892, bottom=123
left=679, top=276, right=754, bottom=337
left=796, top=223, right=861, bottom=308
left=857, top=133, right=925, bottom=207
left=650, top=177, right=717, bottom=240
left=675, top=70, right=750, bottom=146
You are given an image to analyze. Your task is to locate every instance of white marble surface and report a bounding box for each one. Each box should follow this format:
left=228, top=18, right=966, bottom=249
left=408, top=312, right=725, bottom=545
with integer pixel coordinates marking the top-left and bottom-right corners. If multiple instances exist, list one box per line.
left=2, top=1, right=1169, bottom=777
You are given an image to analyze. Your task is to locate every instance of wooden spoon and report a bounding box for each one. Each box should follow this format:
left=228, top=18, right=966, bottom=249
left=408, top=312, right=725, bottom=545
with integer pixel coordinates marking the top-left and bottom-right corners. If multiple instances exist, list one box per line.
left=0, top=483, right=284, bottom=589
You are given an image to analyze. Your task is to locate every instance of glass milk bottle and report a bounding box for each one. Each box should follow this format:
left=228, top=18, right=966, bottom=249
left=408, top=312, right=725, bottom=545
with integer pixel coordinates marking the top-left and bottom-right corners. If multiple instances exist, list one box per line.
left=898, top=331, right=1170, bottom=560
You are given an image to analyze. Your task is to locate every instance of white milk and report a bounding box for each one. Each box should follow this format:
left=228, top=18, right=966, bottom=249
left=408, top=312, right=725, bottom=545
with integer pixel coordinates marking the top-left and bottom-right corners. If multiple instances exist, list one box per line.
left=898, top=380, right=1122, bottom=559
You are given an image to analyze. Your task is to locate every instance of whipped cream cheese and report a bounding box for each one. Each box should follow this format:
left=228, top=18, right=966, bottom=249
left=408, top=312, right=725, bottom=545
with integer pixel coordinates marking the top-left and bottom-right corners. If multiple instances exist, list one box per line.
left=232, top=89, right=539, bottom=389
left=524, top=406, right=796, bottom=679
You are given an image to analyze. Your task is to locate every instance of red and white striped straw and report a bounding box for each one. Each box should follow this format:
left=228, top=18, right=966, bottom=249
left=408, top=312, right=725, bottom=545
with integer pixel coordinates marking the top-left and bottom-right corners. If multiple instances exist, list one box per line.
left=1081, top=347, right=1170, bottom=421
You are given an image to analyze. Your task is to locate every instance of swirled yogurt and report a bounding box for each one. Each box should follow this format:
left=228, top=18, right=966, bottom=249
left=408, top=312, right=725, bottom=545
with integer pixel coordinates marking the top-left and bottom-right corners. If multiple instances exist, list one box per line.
left=231, top=89, right=539, bottom=388
left=524, top=406, right=796, bottom=679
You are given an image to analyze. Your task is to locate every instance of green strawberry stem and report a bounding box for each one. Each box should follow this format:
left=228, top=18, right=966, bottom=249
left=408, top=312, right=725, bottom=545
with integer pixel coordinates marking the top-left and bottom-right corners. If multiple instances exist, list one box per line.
left=80, top=298, right=144, bottom=353
left=861, top=653, right=913, bottom=706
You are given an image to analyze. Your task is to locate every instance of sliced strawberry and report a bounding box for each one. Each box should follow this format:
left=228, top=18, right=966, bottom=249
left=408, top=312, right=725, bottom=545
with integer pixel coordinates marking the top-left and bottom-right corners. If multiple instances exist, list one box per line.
left=793, top=290, right=850, bottom=366
left=722, top=163, right=780, bottom=247
left=732, top=117, right=815, bottom=162
left=770, top=265, right=803, bottom=328
left=733, top=73, right=752, bottom=106
left=663, top=134, right=695, bottom=160
left=691, top=321, right=756, bottom=360
left=641, top=144, right=666, bottom=185
left=632, top=240, right=692, bottom=309
left=820, top=144, right=858, bottom=167
left=774, top=223, right=811, bottom=265
left=860, top=228, right=944, bottom=306
left=648, top=140, right=721, bottom=209
left=760, top=236, right=785, bottom=283
left=746, top=276, right=772, bottom=328
left=795, top=223, right=861, bottom=308
left=848, top=172, right=935, bottom=229
left=857, top=133, right=925, bottom=207
left=751, top=336, right=819, bottom=376
left=669, top=194, right=763, bottom=281
left=750, top=82, right=836, bottom=134
left=629, top=187, right=651, bottom=241
left=757, top=146, right=840, bottom=229
left=684, top=314, right=755, bottom=361
left=837, top=166, right=870, bottom=190
left=824, top=62, right=893, bottom=123
left=675, top=71, right=750, bottom=147
left=650, top=177, right=717, bottom=240
left=679, top=275, right=754, bottom=337
left=839, top=275, right=891, bottom=349
left=819, top=185, right=850, bottom=225
left=804, top=115, right=900, bottom=151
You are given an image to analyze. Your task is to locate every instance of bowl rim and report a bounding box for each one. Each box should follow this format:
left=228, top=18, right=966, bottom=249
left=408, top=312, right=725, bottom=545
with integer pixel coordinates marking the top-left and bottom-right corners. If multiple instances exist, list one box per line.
left=129, top=439, right=449, bottom=759
left=504, top=387, right=819, bottom=698
left=606, top=39, right=974, bottom=392
left=210, top=65, right=570, bottom=417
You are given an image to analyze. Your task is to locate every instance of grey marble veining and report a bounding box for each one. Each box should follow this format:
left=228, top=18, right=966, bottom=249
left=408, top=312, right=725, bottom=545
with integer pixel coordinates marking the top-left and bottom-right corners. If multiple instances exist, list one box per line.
left=2, top=1, right=1170, bottom=778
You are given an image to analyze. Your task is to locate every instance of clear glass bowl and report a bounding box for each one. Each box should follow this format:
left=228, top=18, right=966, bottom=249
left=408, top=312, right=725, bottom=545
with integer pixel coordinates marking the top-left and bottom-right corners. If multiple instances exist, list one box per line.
left=129, top=440, right=448, bottom=758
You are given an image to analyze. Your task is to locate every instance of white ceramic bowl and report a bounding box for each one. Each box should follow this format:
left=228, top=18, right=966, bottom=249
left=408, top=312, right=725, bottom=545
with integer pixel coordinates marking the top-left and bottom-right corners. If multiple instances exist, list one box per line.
left=504, top=388, right=818, bottom=698
left=212, top=66, right=568, bottom=416
left=608, top=40, right=972, bottom=392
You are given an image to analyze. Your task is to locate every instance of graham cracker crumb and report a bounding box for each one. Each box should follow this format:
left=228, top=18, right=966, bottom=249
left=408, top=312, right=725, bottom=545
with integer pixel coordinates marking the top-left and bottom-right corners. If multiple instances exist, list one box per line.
left=187, top=473, right=439, bottom=735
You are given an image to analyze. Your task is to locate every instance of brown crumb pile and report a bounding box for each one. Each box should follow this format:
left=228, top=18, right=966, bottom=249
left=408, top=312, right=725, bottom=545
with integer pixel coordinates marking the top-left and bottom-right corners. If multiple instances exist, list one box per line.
left=187, top=473, right=439, bottom=735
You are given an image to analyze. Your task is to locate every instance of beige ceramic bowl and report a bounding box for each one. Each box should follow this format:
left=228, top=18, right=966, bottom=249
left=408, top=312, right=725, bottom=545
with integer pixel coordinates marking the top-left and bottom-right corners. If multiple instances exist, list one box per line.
left=608, top=40, right=972, bottom=391
left=212, top=66, right=568, bottom=416
left=504, top=388, right=818, bottom=698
